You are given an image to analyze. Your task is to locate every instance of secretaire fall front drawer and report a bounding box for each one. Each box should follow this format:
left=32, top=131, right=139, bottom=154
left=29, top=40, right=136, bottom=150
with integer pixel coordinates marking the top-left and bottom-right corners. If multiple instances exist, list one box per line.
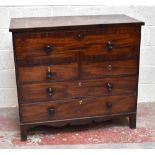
left=14, top=26, right=140, bottom=66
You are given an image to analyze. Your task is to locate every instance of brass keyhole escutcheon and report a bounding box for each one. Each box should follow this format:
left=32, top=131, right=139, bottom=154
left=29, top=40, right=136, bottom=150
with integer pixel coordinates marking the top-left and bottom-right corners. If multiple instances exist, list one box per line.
left=107, top=64, right=112, bottom=71
left=78, top=33, right=81, bottom=38
left=79, top=100, right=83, bottom=105
left=76, top=32, right=84, bottom=40
left=78, top=81, right=82, bottom=87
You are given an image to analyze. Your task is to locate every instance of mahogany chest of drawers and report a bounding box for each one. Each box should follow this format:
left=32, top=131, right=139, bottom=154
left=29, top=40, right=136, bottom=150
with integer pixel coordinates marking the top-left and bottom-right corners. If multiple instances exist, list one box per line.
left=9, top=15, right=144, bottom=141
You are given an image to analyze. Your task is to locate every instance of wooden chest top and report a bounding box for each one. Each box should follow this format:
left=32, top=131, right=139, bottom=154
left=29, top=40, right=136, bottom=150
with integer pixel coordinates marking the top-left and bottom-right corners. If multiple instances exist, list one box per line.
left=9, top=14, right=144, bottom=32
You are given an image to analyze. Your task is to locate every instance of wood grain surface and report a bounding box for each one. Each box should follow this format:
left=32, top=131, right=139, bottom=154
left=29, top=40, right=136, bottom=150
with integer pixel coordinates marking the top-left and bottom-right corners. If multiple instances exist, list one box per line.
left=21, top=94, right=136, bottom=123
left=9, top=15, right=144, bottom=141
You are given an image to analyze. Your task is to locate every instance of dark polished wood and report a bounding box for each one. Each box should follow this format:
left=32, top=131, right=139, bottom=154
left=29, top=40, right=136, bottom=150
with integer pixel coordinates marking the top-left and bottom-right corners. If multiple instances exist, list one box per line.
left=81, top=59, right=138, bottom=79
left=21, top=94, right=136, bottom=123
left=20, top=125, right=28, bottom=141
left=14, top=26, right=140, bottom=65
left=20, top=76, right=137, bottom=103
left=129, top=113, right=137, bottom=129
left=9, top=14, right=144, bottom=32
left=18, top=63, right=78, bottom=84
left=9, top=15, right=144, bottom=141
left=18, top=59, right=139, bottom=84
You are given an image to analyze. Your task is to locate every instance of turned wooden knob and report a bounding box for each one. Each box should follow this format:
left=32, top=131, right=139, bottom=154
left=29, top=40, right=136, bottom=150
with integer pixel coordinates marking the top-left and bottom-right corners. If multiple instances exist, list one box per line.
left=46, top=66, right=52, bottom=79
left=105, top=82, right=113, bottom=92
left=44, top=44, right=53, bottom=54
left=48, top=108, right=55, bottom=115
left=107, top=41, right=113, bottom=50
left=106, top=102, right=113, bottom=109
left=47, top=87, right=54, bottom=96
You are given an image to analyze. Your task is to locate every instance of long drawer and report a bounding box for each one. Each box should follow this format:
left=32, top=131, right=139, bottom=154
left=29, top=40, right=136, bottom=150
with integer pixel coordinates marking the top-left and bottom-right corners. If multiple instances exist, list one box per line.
left=15, top=26, right=140, bottom=66
left=19, top=76, right=137, bottom=103
left=21, top=94, right=136, bottom=123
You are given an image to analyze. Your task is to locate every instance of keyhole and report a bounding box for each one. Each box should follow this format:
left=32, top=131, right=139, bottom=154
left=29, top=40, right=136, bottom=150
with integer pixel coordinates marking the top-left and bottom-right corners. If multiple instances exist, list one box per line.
left=107, top=64, right=112, bottom=71
left=78, top=82, right=82, bottom=87
left=79, top=100, right=83, bottom=105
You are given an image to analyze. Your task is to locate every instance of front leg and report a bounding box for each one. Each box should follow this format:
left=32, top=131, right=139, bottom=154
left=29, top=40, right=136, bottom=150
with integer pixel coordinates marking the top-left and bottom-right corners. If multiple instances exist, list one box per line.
left=20, top=125, right=28, bottom=141
left=129, top=113, right=136, bottom=129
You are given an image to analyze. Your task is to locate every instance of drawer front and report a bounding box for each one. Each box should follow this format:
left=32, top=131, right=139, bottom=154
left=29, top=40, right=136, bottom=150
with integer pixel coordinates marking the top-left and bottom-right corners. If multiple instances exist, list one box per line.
left=82, top=44, right=139, bottom=61
left=21, top=94, right=136, bottom=123
left=82, top=27, right=140, bottom=61
left=20, top=76, right=137, bottom=103
left=81, top=59, right=138, bottom=79
left=18, top=63, right=78, bottom=84
left=15, top=26, right=140, bottom=65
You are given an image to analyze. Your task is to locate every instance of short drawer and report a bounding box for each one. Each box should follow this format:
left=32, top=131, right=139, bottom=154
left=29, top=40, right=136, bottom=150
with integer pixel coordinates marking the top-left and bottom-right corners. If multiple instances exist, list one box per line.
left=19, top=76, right=137, bottom=103
left=15, top=26, right=140, bottom=66
left=18, top=63, right=78, bottom=84
left=81, top=27, right=140, bottom=61
left=21, top=94, right=136, bottom=123
left=81, top=59, right=138, bottom=79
